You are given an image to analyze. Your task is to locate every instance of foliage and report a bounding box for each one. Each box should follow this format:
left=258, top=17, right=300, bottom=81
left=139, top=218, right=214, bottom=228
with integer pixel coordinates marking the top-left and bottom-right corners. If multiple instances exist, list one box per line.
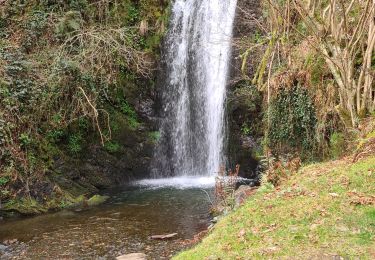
left=120, top=100, right=140, bottom=129
left=0, top=177, right=9, bottom=186
left=237, top=0, right=374, bottom=160
left=268, top=86, right=317, bottom=155
left=213, top=165, right=240, bottom=213
left=0, top=0, right=168, bottom=206
left=55, top=11, right=82, bottom=37
left=22, top=11, right=49, bottom=52
left=229, top=80, right=263, bottom=138
left=241, top=123, right=251, bottom=136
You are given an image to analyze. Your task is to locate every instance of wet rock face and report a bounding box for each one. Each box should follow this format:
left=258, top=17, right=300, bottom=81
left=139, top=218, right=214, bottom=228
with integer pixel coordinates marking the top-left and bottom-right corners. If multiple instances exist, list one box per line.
left=226, top=0, right=262, bottom=179
left=134, top=98, right=156, bottom=123
left=52, top=136, right=154, bottom=195
left=51, top=111, right=156, bottom=197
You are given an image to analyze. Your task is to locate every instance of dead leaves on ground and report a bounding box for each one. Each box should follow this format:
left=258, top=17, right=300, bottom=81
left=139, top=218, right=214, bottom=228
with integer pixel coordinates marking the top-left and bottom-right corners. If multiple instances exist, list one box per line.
left=348, top=191, right=375, bottom=206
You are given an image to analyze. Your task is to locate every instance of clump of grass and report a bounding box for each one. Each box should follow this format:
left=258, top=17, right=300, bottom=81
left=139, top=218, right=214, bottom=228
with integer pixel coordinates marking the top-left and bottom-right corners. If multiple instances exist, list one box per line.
left=104, top=141, right=121, bottom=154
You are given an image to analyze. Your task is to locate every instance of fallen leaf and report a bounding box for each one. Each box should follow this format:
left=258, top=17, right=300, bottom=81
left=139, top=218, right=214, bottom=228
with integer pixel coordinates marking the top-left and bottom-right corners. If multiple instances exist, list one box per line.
left=237, top=229, right=246, bottom=238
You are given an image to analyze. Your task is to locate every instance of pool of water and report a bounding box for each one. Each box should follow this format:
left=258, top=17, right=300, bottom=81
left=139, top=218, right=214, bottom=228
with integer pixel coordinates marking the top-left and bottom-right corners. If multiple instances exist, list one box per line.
left=0, top=178, right=214, bottom=259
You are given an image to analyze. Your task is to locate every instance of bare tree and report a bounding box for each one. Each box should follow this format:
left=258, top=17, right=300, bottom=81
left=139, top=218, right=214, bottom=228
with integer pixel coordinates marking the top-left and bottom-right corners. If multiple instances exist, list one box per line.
left=293, top=0, right=375, bottom=127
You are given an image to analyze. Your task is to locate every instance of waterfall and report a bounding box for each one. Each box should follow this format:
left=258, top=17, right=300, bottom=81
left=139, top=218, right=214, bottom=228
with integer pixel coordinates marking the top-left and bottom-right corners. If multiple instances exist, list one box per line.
left=153, top=0, right=237, bottom=177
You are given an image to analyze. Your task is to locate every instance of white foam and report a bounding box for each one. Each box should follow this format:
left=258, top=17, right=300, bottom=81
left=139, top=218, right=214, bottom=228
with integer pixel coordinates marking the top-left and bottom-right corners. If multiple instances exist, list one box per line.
left=134, top=176, right=216, bottom=189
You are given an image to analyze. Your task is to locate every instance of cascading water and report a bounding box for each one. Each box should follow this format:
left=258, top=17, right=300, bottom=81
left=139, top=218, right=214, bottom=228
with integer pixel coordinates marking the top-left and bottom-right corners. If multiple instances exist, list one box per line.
left=152, top=0, right=238, bottom=178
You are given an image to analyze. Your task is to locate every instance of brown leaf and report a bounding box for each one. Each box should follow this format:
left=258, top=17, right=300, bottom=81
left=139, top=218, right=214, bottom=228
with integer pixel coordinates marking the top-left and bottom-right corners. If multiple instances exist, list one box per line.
left=348, top=191, right=375, bottom=206
left=237, top=229, right=246, bottom=238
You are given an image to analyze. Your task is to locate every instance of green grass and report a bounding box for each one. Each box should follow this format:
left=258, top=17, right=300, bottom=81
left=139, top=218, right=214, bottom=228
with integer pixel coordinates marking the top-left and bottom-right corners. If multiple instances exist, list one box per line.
left=175, top=156, right=375, bottom=259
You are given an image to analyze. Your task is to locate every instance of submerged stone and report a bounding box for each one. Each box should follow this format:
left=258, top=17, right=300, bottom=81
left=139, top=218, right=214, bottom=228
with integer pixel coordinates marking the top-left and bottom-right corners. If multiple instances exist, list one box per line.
left=116, top=253, right=146, bottom=260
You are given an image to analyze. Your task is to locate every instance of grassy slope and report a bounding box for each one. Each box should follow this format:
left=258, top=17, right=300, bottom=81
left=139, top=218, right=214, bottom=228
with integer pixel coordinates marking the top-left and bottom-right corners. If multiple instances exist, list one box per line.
left=175, top=156, right=375, bottom=259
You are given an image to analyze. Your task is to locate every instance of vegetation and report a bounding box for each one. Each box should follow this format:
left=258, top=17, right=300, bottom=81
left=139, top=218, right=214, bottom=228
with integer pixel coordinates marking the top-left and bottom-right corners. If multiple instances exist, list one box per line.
left=0, top=0, right=170, bottom=213
left=175, top=155, right=375, bottom=259
left=0, top=0, right=373, bottom=259
left=236, top=0, right=375, bottom=160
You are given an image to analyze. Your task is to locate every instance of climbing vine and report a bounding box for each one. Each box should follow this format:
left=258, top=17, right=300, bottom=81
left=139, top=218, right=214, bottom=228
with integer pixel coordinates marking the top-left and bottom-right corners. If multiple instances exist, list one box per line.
left=268, top=86, right=317, bottom=156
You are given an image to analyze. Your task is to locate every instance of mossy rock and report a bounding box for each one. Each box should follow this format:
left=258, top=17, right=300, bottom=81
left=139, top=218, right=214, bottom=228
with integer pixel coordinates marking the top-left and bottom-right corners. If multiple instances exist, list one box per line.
left=87, top=195, right=109, bottom=206
left=3, top=198, right=48, bottom=215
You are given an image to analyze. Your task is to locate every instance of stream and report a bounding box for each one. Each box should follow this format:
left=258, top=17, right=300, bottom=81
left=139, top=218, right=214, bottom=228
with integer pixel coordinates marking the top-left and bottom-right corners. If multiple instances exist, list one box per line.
left=0, top=178, right=214, bottom=259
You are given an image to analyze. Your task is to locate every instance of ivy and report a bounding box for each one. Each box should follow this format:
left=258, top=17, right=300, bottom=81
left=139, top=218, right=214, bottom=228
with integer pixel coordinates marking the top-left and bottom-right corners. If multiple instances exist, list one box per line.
left=268, top=86, right=317, bottom=154
left=22, top=11, right=48, bottom=52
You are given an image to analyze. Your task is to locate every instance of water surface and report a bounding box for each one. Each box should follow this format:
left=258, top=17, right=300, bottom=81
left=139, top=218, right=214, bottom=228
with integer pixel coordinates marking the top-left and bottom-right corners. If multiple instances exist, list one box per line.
left=0, top=183, right=213, bottom=259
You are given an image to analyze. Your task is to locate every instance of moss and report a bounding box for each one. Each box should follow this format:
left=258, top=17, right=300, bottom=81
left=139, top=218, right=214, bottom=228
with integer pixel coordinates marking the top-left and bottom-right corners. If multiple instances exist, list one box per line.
left=87, top=195, right=109, bottom=206
left=3, top=198, right=48, bottom=215
left=148, top=131, right=161, bottom=143
left=104, top=141, right=122, bottom=154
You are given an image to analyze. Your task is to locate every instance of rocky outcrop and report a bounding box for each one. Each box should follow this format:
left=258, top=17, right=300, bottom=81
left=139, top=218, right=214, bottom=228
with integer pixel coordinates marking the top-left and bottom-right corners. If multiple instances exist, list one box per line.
left=51, top=118, right=155, bottom=197
left=226, top=0, right=263, bottom=179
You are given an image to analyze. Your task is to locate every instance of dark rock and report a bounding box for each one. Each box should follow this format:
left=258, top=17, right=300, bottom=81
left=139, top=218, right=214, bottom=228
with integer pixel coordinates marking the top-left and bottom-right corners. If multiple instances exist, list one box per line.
left=235, top=177, right=260, bottom=189
left=135, top=98, right=154, bottom=120
left=226, top=0, right=262, bottom=180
